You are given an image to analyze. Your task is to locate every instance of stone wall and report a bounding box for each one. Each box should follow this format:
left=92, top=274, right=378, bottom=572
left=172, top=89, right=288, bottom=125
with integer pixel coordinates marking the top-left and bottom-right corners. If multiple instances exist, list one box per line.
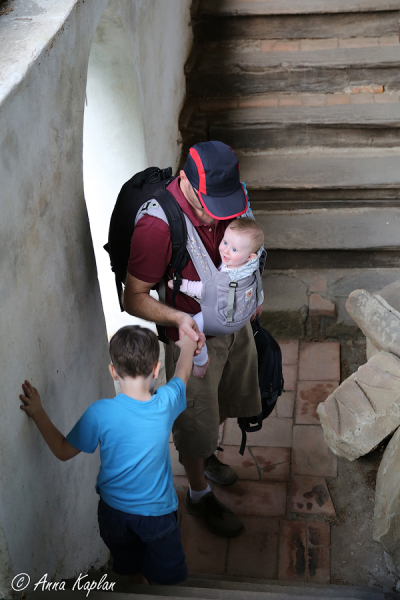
left=0, top=0, right=191, bottom=595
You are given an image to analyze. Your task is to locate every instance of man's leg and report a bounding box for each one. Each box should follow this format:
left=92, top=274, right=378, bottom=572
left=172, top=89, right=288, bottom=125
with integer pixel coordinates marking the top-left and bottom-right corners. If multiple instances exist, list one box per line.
left=165, top=336, right=243, bottom=537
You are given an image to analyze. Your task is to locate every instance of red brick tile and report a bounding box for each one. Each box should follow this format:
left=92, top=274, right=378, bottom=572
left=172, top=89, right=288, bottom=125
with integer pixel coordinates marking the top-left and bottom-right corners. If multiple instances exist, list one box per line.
left=379, top=35, right=398, bottom=46
left=250, top=447, right=290, bottom=481
left=289, top=476, right=335, bottom=516
left=276, top=391, right=295, bottom=418
left=283, top=364, right=298, bottom=390
left=309, top=294, right=336, bottom=317
left=238, top=95, right=278, bottom=108
left=347, top=84, right=383, bottom=94
left=300, top=38, right=338, bottom=51
left=307, top=522, right=331, bottom=583
left=339, top=37, right=378, bottom=48
left=227, top=517, right=280, bottom=579
left=223, top=417, right=293, bottom=447
left=279, top=97, right=303, bottom=107
left=299, top=342, right=340, bottom=381
left=292, top=425, right=337, bottom=477
left=277, top=340, right=299, bottom=365
left=375, top=93, right=400, bottom=103
left=327, top=94, right=351, bottom=105
left=217, top=446, right=260, bottom=480
left=170, top=443, right=186, bottom=476
left=350, top=94, right=375, bottom=104
left=272, top=40, right=300, bottom=52
left=307, top=273, right=328, bottom=293
left=301, top=95, right=327, bottom=107
left=174, top=475, right=189, bottom=512
left=214, top=480, right=287, bottom=517
left=180, top=514, right=228, bottom=575
left=278, top=521, right=307, bottom=581
left=296, top=381, right=338, bottom=425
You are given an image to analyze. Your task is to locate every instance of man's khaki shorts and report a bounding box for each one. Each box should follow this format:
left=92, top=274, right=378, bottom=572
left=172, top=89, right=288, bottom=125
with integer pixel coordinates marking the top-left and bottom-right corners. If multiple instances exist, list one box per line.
left=165, top=321, right=261, bottom=459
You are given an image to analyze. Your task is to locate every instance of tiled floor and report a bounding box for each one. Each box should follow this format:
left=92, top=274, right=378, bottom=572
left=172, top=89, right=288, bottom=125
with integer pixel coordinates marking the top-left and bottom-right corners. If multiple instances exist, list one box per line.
left=171, top=340, right=340, bottom=583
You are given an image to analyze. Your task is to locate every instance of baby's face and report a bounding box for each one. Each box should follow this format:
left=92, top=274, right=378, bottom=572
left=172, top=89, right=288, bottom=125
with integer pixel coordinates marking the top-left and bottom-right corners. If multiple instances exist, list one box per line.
left=219, top=227, right=255, bottom=268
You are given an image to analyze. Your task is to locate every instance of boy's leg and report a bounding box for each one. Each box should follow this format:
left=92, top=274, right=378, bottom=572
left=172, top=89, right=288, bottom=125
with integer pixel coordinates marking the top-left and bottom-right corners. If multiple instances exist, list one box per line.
left=138, top=512, right=188, bottom=586
left=97, top=498, right=145, bottom=579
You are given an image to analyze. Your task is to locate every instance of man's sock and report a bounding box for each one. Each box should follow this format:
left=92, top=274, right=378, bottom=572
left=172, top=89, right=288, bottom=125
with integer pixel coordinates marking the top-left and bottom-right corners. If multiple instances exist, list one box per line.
left=189, top=484, right=211, bottom=503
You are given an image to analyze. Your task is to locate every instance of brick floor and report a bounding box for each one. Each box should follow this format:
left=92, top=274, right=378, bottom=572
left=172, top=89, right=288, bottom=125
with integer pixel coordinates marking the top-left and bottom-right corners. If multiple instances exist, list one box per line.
left=173, top=340, right=339, bottom=583
left=299, top=342, right=340, bottom=381
left=295, top=381, right=338, bottom=425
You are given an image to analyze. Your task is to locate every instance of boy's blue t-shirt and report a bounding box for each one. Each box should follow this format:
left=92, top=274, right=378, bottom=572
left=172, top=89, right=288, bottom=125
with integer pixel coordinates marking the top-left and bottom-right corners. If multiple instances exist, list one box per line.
left=66, top=377, right=186, bottom=516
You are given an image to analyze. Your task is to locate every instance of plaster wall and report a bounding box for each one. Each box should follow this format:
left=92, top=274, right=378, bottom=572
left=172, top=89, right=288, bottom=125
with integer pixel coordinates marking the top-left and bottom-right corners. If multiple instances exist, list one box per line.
left=0, top=0, right=192, bottom=595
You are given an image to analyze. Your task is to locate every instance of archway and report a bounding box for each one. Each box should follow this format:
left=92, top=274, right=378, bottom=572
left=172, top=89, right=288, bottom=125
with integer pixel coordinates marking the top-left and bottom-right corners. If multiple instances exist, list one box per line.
left=83, top=6, right=150, bottom=336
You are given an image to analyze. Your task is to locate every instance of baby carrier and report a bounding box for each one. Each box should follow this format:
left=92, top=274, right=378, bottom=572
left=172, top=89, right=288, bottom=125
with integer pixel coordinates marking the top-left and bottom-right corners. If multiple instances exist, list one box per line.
left=135, top=202, right=264, bottom=336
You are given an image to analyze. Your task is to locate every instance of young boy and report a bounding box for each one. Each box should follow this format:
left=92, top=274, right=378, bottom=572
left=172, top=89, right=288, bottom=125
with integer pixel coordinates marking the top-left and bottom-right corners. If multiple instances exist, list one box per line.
left=168, top=217, right=265, bottom=378
left=19, top=325, right=198, bottom=585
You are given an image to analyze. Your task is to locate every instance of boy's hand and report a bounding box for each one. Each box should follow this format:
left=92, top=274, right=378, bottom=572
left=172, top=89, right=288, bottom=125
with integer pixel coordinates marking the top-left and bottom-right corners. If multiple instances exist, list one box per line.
left=20, top=380, right=43, bottom=418
left=167, top=280, right=173, bottom=290
left=175, top=334, right=198, bottom=355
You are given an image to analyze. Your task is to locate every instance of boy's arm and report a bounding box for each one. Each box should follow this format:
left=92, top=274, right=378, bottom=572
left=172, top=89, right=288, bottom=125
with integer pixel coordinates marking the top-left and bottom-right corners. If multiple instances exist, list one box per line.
left=174, top=335, right=198, bottom=386
left=20, top=381, right=81, bottom=462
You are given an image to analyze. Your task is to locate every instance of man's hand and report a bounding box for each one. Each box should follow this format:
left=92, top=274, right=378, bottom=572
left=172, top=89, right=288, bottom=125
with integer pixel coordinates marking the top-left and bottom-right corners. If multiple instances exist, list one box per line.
left=176, top=313, right=205, bottom=355
left=20, top=380, right=43, bottom=418
left=250, top=305, right=263, bottom=322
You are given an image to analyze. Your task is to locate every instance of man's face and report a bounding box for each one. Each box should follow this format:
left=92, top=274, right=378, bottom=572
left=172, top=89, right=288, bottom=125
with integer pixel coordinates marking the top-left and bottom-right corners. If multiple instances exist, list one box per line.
left=219, top=227, right=254, bottom=268
left=179, top=171, right=215, bottom=225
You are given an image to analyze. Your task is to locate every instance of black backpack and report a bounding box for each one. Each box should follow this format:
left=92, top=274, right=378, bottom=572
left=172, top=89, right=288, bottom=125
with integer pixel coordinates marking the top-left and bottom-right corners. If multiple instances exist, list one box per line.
left=237, top=317, right=284, bottom=455
left=103, top=167, right=189, bottom=342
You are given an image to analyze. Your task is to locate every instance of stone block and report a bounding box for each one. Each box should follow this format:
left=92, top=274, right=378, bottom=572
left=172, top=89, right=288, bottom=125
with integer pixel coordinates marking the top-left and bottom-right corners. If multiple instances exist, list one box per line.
left=346, top=289, right=400, bottom=357
left=373, top=425, right=400, bottom=570
left=317, top=351, right=400, bottom=460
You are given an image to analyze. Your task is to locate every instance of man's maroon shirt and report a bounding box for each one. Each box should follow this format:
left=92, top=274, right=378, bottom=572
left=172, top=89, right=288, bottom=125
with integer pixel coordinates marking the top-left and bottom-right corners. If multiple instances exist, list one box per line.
left=128, top=177, right=231, bottom=341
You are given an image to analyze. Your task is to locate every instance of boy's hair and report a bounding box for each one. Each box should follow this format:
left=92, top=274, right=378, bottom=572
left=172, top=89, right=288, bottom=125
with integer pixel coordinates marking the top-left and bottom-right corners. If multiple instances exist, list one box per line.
left=227, top=217, right=264, bottom=253
left=109, top=325, right=159, bottom=379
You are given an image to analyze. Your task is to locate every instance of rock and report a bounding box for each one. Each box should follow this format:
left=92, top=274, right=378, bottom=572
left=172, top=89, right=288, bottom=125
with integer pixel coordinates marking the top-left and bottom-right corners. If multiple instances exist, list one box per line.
left=317, top=351, right=400, bottom=460
left=374, top=279, right=400, bottom=314
left=346, top=289, right=400, bottom=358
left=373, top=425, right=400, bottom=571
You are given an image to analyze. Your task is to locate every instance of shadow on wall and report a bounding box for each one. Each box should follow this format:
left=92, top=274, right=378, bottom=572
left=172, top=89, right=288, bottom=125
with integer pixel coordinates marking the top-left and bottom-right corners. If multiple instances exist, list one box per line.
left=83, top=6, right=154, bottom=338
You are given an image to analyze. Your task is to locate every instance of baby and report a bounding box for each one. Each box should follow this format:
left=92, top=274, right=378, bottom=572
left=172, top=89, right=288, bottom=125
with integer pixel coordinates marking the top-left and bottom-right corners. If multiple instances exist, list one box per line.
left=169, top=217, right=265, bottom=377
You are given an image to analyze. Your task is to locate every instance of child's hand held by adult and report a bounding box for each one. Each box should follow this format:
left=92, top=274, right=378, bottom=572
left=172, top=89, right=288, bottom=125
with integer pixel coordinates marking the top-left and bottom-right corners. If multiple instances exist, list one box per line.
left=20, top=380, right=43, bottom=418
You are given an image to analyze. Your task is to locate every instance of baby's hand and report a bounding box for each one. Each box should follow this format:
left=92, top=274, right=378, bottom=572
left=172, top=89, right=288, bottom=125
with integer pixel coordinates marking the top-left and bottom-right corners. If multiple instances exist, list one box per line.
left=193, top=358, right=210, bottom=379
left=20, top=380, right=43, bottom=418
left=167, top=280, right=174, bottom=290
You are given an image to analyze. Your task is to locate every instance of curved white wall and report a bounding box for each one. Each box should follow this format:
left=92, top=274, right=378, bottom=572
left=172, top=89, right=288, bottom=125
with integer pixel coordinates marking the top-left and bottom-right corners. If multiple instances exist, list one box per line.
left=0, top=0, right=192, bottom=596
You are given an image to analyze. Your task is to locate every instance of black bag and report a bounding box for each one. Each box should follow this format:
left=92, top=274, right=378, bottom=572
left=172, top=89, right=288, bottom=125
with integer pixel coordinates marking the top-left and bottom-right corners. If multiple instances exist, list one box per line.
left=104, top=167, right=189, bottom=341
left=237, top=317, right=284, bottom=455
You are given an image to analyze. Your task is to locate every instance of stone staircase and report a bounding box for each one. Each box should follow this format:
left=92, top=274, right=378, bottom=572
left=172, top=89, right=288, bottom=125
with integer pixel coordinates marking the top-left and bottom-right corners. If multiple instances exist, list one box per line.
left=180, top=0, right=400, bottom=339
left=181, top=0, right=400, bottom=255
left=27, top=572, right=392, bottom=600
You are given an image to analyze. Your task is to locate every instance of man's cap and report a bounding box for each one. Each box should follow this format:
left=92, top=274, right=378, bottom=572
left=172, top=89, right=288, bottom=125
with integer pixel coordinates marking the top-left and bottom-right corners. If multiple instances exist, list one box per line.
left=183, top=141, right=248, bottom=220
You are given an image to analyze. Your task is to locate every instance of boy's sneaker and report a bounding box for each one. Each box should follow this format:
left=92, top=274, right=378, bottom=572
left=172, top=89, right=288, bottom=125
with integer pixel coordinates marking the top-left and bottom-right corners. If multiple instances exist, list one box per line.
left=185, top=490, right=244, bottom=537
left=204, top=453, right=238, bottom=486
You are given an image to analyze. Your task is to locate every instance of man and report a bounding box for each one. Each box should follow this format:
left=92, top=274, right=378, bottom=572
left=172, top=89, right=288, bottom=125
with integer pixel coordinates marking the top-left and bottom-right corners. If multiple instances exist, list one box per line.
left=124, top=141, right=262, bottom=537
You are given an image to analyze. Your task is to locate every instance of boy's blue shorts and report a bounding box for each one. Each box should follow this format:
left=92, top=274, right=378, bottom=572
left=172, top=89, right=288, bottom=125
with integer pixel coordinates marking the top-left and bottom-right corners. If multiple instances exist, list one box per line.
left=97, top=498, right=187, bottom=585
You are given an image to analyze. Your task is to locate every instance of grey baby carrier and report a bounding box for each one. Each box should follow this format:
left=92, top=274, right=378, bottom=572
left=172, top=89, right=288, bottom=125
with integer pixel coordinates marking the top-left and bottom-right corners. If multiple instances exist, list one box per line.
left=135, top=201, right=264, bottom=336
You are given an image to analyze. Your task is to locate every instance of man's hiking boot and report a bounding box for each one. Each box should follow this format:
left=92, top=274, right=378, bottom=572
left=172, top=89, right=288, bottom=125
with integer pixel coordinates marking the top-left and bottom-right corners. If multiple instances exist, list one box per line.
left=204, top=453, right=238, bottom=485
left=185, top=490, right=244, bottom=538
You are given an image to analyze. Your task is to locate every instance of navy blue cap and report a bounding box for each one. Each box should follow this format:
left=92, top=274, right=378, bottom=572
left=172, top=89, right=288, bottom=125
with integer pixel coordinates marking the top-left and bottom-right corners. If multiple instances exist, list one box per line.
left=183, top=141, right=248, bottom=220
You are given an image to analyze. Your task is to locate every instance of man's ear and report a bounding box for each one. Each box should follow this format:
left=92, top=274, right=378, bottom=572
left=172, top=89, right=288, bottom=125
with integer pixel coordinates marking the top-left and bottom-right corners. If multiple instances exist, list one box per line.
left=108, top=364, right=119, bottom=381
left=153, top=361, right=161, bottom=379
left=180, top=170, right=188, bottom=182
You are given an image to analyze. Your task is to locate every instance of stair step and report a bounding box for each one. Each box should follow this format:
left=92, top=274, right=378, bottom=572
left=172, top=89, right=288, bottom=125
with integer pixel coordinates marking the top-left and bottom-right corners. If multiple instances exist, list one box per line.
left=108, top=584, right=385, bottom=600
left=208, top=104, right=400, bottom=150
left=187, top=47, right=400, bottom=96
left=195, top=11, right=397, bottom=42
left=240, top=150, right=400, bottom=189
left=181, top=576, right=385, bottom=599
left=197, top=0, right=399, bottom=16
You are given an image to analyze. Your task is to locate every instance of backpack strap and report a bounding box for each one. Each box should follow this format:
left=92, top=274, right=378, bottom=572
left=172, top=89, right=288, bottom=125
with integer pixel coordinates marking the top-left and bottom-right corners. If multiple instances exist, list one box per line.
left=226, top=281, right=238, bottom=323
left=135, top=189, right=189, bottom=308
